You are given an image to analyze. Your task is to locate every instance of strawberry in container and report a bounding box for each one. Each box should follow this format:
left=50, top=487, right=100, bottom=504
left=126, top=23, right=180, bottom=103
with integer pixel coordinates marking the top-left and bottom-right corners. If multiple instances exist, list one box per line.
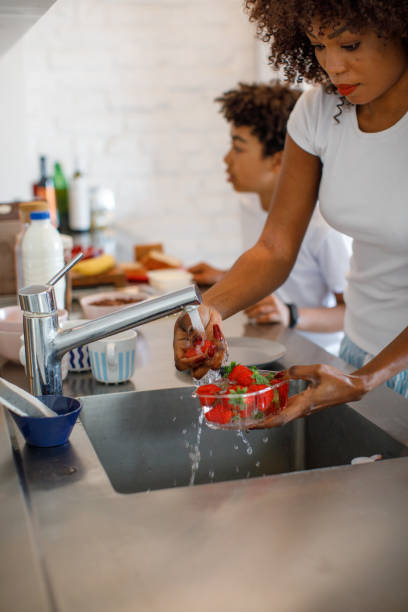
left=193, top=363, right=290, bottom=430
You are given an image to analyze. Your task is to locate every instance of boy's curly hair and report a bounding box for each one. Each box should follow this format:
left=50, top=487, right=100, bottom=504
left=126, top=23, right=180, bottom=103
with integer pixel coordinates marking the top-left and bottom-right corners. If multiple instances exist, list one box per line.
left=244, top=0, right=408, bottom=89
left=215, top=81, right=301, bottom=157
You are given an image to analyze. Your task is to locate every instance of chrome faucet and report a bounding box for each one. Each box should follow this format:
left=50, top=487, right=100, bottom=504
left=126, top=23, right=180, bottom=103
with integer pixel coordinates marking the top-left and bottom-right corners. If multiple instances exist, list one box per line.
left=19, top=255, right=201, bottom=396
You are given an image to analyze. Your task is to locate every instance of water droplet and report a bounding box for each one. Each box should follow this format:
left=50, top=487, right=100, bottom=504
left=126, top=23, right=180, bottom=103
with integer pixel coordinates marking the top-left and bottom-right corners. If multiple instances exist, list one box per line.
left=246, top=447, right=253, bottom=455
left=182, top=429, right=187, bottom=435
left=209, top=471, right=215, bottom=479
left=255, top=461, right=261, bottom=468
left=262, top=436, right=269, bottom=443
left=235, top=466, right=240, bottom=473
left=145, top=489, right=151, bottom=494
left=209, top=449, right=213, bottom=457
left=172, top=416, right=177, bottom=422
left=246, top=471, right=251, bottom=478
left=234, top=444, right=239, bottom=450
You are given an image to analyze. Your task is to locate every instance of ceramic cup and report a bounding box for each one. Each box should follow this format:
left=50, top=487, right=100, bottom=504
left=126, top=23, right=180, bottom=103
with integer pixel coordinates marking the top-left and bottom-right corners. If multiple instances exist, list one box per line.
left=88, top=330, right=137, bottom=384
left=61, top=319, right=91, bottom=372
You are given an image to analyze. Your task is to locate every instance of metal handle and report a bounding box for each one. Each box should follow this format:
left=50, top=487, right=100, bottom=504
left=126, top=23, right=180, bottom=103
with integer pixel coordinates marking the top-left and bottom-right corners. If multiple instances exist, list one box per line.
left=47, top=252, right=83, bottom=286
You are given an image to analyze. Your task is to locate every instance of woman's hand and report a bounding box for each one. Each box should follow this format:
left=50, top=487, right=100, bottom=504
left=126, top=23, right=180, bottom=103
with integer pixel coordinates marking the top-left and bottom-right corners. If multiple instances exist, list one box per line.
left=173, top=304, right=227, bottom=379
left=250, top=363, right=367, bottom=428
left=188, top=262, right=226, bottom=286
left=244, top=293, right=290, bottom=326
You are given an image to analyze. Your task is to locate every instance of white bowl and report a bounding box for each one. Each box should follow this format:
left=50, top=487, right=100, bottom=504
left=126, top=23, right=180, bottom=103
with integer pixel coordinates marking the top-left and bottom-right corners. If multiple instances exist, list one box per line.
left=79, top=290, right=149, bottom=319
left=147, top=269, right=193, bottom=292
left=0, top=308, right=68, bottom=363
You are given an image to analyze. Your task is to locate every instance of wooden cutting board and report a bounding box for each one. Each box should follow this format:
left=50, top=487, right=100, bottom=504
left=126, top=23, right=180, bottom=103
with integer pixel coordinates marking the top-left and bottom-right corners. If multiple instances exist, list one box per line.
left=70, top=266, right=127, bottom=288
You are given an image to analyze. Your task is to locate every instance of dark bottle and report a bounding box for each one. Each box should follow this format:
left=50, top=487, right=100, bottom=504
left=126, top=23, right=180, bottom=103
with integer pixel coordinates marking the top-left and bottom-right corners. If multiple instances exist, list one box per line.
left=54, top=161, right=69, bottom=232
left=33, top=155, right=58, bottom=227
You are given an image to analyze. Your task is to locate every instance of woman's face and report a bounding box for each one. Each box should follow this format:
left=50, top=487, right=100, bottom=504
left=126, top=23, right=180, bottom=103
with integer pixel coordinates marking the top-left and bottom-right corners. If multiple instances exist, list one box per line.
left=306, top=24, right=408, bottom=105
left=223, top=125, right=277, bottom=193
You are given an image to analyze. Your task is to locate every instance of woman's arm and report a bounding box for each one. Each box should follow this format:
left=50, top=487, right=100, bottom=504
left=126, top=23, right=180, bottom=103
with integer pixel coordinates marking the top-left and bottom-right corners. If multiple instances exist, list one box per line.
left=202, top=135, right=322, bottom=318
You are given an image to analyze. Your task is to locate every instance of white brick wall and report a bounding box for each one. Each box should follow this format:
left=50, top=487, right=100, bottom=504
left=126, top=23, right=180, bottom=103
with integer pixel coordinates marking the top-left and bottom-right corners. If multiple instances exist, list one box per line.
left=1, top=0, right=271, bottom=268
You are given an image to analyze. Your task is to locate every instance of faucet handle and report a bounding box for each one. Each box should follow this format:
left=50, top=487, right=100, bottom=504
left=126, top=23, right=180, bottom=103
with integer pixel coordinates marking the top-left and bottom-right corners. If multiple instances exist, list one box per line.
left=47, top=252, right=83, bottom=286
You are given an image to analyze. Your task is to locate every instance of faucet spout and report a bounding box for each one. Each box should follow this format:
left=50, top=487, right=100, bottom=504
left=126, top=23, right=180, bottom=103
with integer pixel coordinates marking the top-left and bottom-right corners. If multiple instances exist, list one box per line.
left=20, top=284, right=201, bottom=396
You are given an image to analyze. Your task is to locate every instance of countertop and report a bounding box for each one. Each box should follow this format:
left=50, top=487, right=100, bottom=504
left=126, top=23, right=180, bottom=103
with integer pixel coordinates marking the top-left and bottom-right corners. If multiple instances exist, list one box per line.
left=1, top=311, right=408, bottom=612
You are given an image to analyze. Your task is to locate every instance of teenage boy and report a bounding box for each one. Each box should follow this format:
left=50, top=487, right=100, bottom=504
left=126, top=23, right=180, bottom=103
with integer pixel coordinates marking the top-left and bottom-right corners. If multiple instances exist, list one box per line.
left=189, top=82, right=351, bottom=355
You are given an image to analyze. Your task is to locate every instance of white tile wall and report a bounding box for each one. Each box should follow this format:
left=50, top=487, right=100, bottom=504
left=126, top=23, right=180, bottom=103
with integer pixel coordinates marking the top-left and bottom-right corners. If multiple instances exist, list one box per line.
left=1, top=0, right=276, bottom=268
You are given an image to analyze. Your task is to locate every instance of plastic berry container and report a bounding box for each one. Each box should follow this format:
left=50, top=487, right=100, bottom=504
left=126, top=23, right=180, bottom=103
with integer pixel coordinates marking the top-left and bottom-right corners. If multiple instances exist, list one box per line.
left=192, top=365, right=290, bottom=430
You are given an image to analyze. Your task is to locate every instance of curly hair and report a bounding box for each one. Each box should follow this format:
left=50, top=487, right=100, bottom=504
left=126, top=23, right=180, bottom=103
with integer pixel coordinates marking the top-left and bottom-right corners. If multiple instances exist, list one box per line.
left=215, top=81, right=301, bottom=157
left=244, top=0, right=408, bottom=89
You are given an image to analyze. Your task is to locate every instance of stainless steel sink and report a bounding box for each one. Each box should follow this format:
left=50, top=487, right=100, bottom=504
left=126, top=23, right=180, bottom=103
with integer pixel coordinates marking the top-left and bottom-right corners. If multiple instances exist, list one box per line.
left=79, top=381, right=408, bottom=494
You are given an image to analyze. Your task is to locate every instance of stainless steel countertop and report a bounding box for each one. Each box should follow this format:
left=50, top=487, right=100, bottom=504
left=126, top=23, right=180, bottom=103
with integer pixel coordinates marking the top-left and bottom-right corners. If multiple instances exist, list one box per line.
left=2, top=312, right=408, bottom=612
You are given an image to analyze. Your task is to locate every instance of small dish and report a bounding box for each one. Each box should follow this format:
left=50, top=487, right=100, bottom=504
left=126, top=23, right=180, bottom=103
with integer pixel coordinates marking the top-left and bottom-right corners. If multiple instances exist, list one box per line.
left=79, top=290, right=149, bottom=319
left=146, top=269, right=193, bottom=292
left=9, top=395, right=82, bottom=447
left=193, top=367, right=289, bottom=430
left=0, top=307, right=68, bottom=363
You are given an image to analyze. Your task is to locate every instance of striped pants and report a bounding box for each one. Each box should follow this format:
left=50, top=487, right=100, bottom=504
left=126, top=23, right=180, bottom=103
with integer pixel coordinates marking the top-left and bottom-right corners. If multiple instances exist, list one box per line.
left=339, top=335, right=408, bottom=399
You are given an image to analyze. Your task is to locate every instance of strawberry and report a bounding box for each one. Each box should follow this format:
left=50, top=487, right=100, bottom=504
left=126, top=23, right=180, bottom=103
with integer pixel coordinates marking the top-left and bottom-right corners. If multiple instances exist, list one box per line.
left=247, top=384, right=273, bottom=412
left=227, top=364, right=254, bottom=386
left=184, top=347, right=198, bottom=358
left=277, top=382, right=289, bottom=409
left=196, top=384, right=221, bottom=407
left=224, top=385, right=255, bottom=419
left=205, top=404, right=232, bottom=424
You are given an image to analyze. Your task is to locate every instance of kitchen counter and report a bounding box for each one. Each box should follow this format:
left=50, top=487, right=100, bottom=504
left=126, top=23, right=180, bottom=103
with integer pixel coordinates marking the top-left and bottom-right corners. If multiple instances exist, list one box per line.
left=1, top=312, right=408, bottom=612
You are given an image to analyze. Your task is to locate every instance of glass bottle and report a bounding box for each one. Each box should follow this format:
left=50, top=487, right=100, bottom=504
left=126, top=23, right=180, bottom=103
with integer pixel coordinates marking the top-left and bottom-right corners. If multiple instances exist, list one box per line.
left=54, top=161, right=69, bottom=232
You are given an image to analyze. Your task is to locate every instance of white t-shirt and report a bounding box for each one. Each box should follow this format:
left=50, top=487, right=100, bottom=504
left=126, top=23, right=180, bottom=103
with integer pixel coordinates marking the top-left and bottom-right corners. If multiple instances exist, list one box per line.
left=240, top=195, right=351, bottom=354
left=287, top=86, right=408, bottom=355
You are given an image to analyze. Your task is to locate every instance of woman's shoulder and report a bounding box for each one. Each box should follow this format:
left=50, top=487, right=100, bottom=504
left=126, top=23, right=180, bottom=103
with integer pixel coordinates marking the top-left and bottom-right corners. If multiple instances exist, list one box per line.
left=288, top=85, right=345, bottom=157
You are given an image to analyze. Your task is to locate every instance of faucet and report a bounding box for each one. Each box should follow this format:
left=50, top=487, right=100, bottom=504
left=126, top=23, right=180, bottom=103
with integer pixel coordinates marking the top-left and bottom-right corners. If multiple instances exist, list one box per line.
left=19, top=255, right=201, bottom=396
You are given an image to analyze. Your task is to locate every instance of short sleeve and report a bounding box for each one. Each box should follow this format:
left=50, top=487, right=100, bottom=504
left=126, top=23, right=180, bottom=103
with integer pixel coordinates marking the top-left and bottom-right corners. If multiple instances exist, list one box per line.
left=287, top=86, right=335, bottom=159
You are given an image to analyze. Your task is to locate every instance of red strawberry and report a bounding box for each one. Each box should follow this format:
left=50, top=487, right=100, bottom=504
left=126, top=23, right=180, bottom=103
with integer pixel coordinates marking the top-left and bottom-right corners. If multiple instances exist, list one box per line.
left=205, top=404, right=232, bottom=424
left=228, top=364, right=254, bottom=386
left=277, top=382, right=289, bottom=409
left=196, top=384, right=221, bottom=407
left=184, top=347, right=198, bottom=358
left=200, top=339, right=216, bottom=357
left=247, top=384, right=273, bottom=412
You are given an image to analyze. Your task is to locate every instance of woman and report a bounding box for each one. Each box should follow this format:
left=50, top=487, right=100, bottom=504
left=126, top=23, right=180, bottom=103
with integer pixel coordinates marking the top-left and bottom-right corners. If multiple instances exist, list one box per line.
left=174, top=0, right=408, bottom=425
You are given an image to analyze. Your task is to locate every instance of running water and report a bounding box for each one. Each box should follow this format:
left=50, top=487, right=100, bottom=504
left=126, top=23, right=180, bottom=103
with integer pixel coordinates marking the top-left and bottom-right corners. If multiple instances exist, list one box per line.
left=189, top=412, right=204, bottom=486
left=236, top=430, right=254, bottom=455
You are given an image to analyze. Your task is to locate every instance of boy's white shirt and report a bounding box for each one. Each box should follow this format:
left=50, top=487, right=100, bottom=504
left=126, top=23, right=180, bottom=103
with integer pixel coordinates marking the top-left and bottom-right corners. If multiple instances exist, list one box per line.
left=239, top=194, right=352, bottom=355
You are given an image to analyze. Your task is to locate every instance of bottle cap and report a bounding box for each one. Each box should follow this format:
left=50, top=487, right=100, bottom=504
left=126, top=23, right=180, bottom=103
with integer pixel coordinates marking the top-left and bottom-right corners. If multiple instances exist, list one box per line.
left=18, top=200, right=49, bottom=224
left=30, top=211, right=50, bottom=221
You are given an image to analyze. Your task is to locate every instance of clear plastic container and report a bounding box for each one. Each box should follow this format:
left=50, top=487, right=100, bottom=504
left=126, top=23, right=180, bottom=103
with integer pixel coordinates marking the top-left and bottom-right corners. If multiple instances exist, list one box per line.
left=193, top=369, right=290, bottom=430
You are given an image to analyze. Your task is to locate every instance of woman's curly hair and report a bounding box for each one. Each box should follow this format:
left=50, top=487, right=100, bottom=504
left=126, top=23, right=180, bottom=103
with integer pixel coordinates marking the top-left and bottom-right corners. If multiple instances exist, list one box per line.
left=215, top=81, right=301, bottom=157
left=244, top=0, right=408, bottom=89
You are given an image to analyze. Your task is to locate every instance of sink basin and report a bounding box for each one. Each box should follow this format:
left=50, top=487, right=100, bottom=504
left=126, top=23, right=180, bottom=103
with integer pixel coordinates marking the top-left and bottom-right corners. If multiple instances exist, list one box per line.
left=79, top=382, right=408, bottom=494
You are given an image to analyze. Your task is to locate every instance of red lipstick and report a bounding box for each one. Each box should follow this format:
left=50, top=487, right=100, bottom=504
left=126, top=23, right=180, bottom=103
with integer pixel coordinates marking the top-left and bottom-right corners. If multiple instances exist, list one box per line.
left=337, top=84, right=357, bottom=96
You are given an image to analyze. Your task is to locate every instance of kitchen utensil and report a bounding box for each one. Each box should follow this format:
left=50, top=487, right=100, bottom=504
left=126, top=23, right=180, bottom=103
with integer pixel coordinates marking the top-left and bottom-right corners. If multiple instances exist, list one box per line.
left=0, top=377, right=56, bottom=417
left=10, top=395, right=82, bottom=447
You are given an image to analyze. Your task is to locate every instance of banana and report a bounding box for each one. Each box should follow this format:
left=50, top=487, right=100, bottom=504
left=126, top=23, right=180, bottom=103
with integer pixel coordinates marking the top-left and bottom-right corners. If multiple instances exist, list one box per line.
left=73, top=254, right=116, bottom=276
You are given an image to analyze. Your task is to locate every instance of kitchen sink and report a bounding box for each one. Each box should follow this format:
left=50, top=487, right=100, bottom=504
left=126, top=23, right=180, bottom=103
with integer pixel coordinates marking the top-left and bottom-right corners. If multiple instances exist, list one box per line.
left=79, top=380, right=408, bottom=494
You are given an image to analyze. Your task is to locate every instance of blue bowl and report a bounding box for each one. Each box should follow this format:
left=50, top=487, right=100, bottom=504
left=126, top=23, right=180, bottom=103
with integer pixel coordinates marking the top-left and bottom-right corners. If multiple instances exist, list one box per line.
left=10, top=395, right=82, bottom=447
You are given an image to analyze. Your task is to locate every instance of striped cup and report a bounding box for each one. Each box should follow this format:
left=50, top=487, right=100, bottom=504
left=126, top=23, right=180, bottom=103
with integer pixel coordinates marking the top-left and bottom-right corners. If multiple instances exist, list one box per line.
left=88, top=330, right=137, bottom=384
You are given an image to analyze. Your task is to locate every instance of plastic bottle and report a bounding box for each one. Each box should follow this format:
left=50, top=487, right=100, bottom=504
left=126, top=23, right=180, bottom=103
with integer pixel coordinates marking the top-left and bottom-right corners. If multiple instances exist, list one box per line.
left=69, top=158, right=91, bottom=232
left=14, top=199, right=49, bottom=291
left=21, top=211, right=66, bottom=310
left=54, top=162, right=69, bottom=233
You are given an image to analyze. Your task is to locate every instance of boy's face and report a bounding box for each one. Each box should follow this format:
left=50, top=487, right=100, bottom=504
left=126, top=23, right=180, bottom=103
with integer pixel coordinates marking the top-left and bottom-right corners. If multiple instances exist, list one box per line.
left=224, top=125, right=278, bottom=194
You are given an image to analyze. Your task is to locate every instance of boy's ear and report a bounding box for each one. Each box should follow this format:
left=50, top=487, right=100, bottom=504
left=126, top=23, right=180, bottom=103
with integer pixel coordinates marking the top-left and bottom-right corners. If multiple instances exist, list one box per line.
left=270, top=150, right=283, bottom=170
